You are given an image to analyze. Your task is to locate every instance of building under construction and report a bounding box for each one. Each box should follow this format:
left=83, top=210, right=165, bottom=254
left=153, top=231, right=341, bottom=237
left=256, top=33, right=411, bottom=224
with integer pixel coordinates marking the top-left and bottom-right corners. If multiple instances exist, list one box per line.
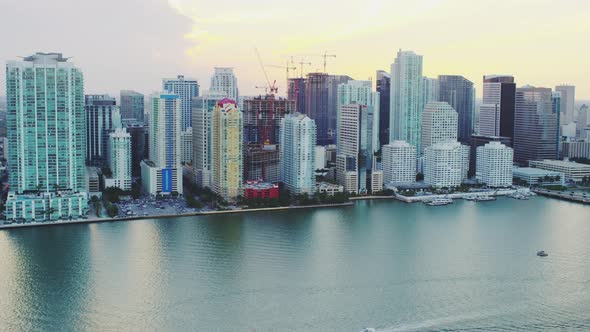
left=242, top=95, right=295, bottom=182
left=288, top=78, right=306, bottom=114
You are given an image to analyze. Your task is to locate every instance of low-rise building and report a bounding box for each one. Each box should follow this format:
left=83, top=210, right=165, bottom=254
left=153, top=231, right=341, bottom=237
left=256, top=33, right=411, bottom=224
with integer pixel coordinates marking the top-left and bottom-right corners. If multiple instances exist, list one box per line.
left=317, top=182, right=344, bottom=196
left=243, top=181, right=279, bottom=200
left=513, top=167, right=565, bottom=186
left=529, top=159, right=590, bottom=183
left=5, top=191, right=88, bottom=223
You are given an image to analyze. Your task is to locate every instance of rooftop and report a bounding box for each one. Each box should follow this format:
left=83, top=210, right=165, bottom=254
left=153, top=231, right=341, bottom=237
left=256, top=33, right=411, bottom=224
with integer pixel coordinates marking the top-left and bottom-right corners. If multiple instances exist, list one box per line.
left=530, top=159, right=590, bottom=169
left=244, top=181, right=278, bottom=190
left=513, top=167, right=563, bottom=176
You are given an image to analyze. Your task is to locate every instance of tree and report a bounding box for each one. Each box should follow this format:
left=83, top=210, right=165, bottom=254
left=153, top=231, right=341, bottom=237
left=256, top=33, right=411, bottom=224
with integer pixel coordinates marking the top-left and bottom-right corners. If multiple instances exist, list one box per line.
left=416, top=173, right=424, bottom=181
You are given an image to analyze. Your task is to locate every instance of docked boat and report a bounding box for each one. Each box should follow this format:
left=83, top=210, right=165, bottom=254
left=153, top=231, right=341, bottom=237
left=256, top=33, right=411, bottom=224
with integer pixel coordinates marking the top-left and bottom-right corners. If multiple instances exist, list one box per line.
left=361, top=329, right=376, bottom=332
left=474, top=195, right=496, bottom=202
left=537, top=250, right=548, bottom=257
left=426, top=198, right=453, bottom=206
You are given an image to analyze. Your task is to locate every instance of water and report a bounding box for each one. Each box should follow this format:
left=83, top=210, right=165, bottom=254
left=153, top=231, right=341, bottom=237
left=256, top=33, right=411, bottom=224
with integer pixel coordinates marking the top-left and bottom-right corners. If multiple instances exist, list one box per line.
left=0, top=197, right=589, bottom=331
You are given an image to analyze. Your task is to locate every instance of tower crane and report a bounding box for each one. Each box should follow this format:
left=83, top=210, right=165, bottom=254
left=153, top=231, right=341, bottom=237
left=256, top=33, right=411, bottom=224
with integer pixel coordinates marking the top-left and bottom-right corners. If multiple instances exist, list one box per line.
left=298, top=51, right=336, bottom=73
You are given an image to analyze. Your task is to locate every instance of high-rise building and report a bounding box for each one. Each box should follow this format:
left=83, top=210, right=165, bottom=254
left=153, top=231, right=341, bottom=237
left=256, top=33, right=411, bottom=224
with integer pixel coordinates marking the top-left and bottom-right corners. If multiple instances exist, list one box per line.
left=336, top=104, right=375, bottom=194
left=513, top=86, right=559, bottom=165
left=106, top=128, right=132, bottom=190
left=5, top=53, right=87, bottom=222
left=438, top=75, right=475, bottom=144
left=305, top=73, right=352, bottom=145
left=141, top=92, right=183, bottom=195
left=211, top=98, right=243, bottom=201
left=421, top=102, right=458, bottom=153
left=376, top=70, right=391, bottom=146
left=243, top=95, right=295, bottom=145
left=382, top=141, right=417, bottom=185
left=280, top=113, right=317, bottom=195
left=424, top=142, right=469, bottom=188
left=85, top=94, right=121, bottom=166
left=125, top=122, right=148, bottom=178
left=336, top=80, right=380, bottom=165
left=180, top=128, right=193, bottom=164
left=423, top=77, right=439, bottom=106
left=479, top=75, right=516, bottom=139
left=476, top=142, right=513, bottom=187
left=163, top=75, right=199, bottom=131
left=288, top=78, right=306, bottom=114
left=555, top=85, right=575, bottom=124
left=191, top=90, right=227, bottom=188
left=390, top=50, right=424, bottom=152
left=469, top=135, right=512, bottom=177
left=210, top=68, right=238, bottom=101
left=120, top=90, right=144, bottom=123
left=577, top=104, right=589, bottom=139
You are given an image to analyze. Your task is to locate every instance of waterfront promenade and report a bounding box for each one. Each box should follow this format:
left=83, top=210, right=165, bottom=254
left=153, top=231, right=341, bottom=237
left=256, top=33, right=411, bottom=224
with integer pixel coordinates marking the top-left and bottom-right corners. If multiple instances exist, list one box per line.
left=533, top=188, right=590, bottom=204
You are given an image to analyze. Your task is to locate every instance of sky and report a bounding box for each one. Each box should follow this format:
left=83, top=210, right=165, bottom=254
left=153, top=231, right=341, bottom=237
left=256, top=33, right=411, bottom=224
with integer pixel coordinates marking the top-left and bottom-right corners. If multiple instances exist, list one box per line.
left=1, top=0, right=589, bottom=99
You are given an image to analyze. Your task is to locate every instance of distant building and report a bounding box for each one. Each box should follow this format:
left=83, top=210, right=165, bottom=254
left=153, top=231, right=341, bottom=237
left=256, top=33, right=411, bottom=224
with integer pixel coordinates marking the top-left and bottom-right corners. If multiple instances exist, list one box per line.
left=390, top=50, right=424, bottom=152
left=479, top=75, right=516, bottom=139
left=469, top=135, right=512, bottom=177
left=438, top=75, right=475, bottom=145
left=86, top=167, right=101, bottom=196
left=424, top=142, right=469, bottom=188
left=529, top=159, right=590, bottom=183
left=5, top=53, right=87, bottom=222
left=120, top=90, right=144, bottom=123
left=423, top=77, right=439, bottom=107
left=555, top=85, right=575, bottom=124
left=280, top=113, right=316, bottom=195
left=163, top=75, right=199, bottom=131
left=210, top=68, right=238, bottom=101
left=376, top=70, right=391, bottom=146
left=476, top=142, right=513, bottom=187
left=192, top=90, right=227, bottom=188
left=315, top=146, right=327, bottom=170
left=85, top=94, right=121, bottom=166
left=141, top=92, right=183, bottom=196
left=125, top=122, right=148, bottom=178
left=211, top=98, right=243, bottom=201
left=513, top=86, right=559, bottom=164
left=181, top=128, right=193, bottom=164
left=243, top=181, right=279, bottom=200
left=105, top=128, right=132, bottom=191
left=382, top=141, right=417, bottom=185
left=421, top=102, right=458, bottom=153
left=561, top=141, right=590, bottom=159
left=288, top=78, right=306, bottom=114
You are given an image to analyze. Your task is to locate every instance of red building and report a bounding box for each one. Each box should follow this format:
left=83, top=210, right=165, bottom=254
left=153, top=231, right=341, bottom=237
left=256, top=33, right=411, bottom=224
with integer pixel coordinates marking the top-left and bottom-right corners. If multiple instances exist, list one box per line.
left=243, top=181, right=279, bottom=200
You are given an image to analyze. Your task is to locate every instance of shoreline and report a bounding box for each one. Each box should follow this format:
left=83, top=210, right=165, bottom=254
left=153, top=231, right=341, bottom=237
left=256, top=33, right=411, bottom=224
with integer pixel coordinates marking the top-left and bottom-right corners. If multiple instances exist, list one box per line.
left=0, top=202, right=355, bottom=230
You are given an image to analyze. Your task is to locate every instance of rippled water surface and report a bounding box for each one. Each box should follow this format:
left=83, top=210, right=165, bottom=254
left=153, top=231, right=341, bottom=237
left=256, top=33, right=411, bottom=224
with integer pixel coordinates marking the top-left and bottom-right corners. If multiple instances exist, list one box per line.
left=0, top=197, right=589, bottom=331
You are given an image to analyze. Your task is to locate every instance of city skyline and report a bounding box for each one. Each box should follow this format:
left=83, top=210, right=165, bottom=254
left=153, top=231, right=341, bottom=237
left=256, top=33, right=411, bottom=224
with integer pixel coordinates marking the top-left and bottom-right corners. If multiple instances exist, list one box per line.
left=1, top=0, right=589, bottom=100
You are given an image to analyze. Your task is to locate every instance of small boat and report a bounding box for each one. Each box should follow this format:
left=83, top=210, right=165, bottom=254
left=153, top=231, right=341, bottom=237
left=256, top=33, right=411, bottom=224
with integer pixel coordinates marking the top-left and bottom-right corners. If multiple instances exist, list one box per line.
left=474, top=195, right=496, bottom=202
left=426, top=198, right=453, bottom=206
left=537, top=250, right=548, bottom=257
left=361, top=329, right=376, bottom=332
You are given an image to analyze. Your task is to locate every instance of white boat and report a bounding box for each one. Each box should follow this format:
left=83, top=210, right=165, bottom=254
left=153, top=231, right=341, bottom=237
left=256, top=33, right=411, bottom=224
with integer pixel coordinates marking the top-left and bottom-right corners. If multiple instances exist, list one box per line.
left=426, top=198, right=453, bottom=206
left=474, top=195, right=496, bottom=202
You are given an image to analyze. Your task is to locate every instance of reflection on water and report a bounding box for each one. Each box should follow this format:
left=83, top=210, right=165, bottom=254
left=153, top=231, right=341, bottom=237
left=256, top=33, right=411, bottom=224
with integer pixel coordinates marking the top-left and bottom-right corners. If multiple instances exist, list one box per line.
left=0, top=198, right=589, bottom=331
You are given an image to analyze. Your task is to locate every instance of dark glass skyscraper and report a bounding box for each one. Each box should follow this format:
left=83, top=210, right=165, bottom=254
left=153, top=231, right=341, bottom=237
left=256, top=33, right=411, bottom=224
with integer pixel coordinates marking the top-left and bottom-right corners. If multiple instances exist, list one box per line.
left=479, top=75, right=516, bottom=140
left=376, top=70, right=391, bottom=146
left=513, top=86, right=559, bottom=165
left=120, top=90, right=144, bottom=123
left=438, top=75, right=475, bottom=145
left=85, top=94, right=120, bottom=166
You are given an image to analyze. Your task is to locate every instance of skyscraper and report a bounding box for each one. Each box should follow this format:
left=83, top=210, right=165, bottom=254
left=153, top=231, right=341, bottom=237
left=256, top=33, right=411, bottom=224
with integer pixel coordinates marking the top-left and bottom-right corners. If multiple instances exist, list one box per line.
left=211, top=98, right=243, bottom=201
left=479, top=75, right=516, bottom=139
left=5, top=53, right=87, bottom=222
left=120, top=90, right=144, bottom=123
left=106, top=128, right=132, bottom=191
left=422, top=77, right=439, bottom=106
left=192, top=90, right=227, bottom=188
left=210, top=68, right=238, bottom=101
left=390, top=50, right=424, bottom=152
left=163, top=75, right=199, bottom=131
left=513, top=86, right=559, bottom=164
left=85, top=94, right=121, bottom=165
left=280, top=113, right=317, bottom=195
left=438, top=75, right=475, bottom=144
left=336, top=104, right=373, bottom=193
left=376, top=70, right=391, bottom=146
left=125, top=122, right=148, bottom=178
left=141, top=92, right=183, bottom=195
left=421, top=102, right=458, bottom=153
left=287, top=78, right=306, bottom=114
left=555, top=85, right=575, bottom=124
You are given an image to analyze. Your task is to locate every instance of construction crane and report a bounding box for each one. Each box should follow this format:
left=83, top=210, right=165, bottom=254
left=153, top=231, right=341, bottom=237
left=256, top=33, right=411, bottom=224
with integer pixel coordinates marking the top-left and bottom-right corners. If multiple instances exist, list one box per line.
left=265, top=61, right=297, bottom=83
left=298, top=51, right=336, bottom=73
left=290, top=56, right=312, bottom=78
left=255, top=48, right=278, bottom=95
